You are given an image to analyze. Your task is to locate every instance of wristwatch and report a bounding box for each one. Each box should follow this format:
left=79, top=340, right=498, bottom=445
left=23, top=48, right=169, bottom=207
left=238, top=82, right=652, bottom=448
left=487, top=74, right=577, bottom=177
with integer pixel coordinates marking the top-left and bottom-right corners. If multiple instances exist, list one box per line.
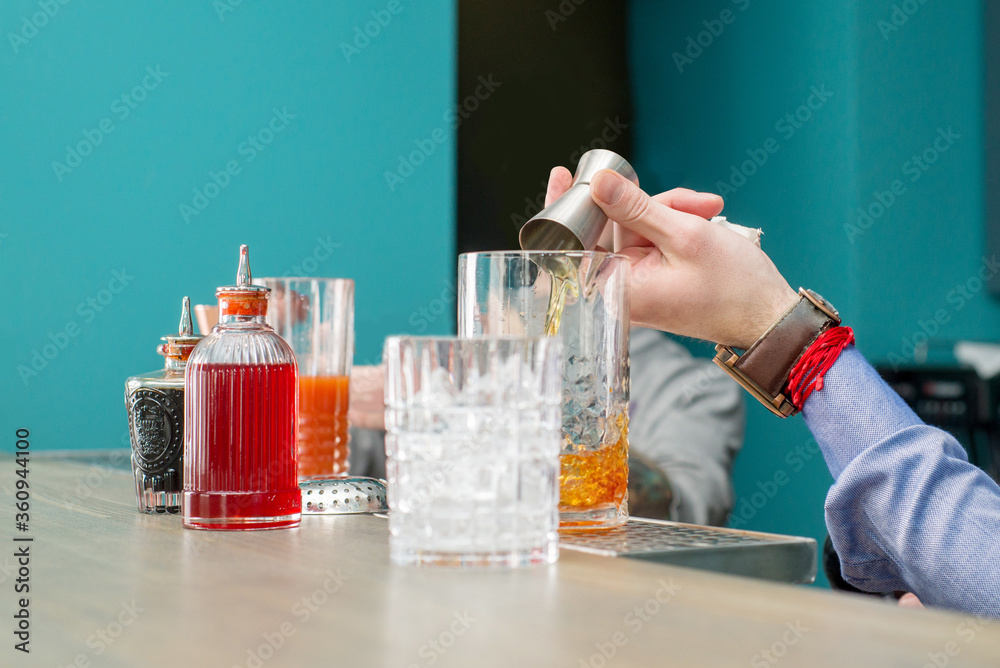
left=713, top=288, right=840, bottom=417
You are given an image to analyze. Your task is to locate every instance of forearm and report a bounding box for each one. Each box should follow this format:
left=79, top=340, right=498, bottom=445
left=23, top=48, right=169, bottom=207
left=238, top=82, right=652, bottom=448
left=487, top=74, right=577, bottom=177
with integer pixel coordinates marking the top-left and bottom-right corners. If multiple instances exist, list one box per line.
left=803, top=347, right=1000, bottom=617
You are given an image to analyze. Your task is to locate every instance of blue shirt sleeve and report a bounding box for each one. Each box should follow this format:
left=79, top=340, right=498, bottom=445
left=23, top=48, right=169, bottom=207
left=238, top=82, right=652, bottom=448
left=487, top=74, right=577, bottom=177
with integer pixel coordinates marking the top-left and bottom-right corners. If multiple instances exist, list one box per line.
left=802, top=346, right=1000, bottom=618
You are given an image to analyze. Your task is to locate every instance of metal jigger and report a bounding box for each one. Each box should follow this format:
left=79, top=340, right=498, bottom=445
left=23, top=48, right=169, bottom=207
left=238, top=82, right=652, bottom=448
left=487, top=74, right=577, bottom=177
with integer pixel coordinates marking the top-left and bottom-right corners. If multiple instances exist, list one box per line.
left=519, top=149, right=639, bottom=253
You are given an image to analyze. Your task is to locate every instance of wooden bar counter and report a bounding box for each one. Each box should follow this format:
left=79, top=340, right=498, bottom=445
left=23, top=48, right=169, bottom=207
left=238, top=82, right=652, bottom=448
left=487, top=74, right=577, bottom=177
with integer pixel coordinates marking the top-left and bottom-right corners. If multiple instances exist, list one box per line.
left=4, top=453, right=999, bottom=667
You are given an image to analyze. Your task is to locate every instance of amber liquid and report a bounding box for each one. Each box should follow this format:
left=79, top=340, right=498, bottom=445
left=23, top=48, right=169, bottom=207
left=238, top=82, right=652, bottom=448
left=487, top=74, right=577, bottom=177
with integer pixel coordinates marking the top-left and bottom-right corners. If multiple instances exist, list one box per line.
left=542, top=267, right=629, bottom=528
left=543, top=273, right=579, bottom=338
left=558, top=413, right=629, bottom=526
left=298, top=375, right=350, bottom=478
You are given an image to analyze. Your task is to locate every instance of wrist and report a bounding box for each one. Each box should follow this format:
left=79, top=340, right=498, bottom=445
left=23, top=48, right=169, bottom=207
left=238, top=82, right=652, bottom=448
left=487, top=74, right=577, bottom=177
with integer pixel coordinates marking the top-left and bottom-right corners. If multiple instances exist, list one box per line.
left=738, top=286, right=799, bottom=350
left=714, top=288, right=841, bottom=417
left=785, top=326, right=855, bottom=409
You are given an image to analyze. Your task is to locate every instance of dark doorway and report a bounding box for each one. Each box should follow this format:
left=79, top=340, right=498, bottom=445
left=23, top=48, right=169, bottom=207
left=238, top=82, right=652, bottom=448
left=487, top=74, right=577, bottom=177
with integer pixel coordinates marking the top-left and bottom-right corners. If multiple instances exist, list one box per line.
left=457, top=1, right=633, bottom=253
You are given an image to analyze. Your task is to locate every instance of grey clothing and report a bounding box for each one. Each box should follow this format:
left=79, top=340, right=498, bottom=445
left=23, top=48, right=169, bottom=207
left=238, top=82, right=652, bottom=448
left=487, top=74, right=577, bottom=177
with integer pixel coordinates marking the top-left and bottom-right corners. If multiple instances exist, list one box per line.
left=627, top=328, right=744, bottom=526
left=349, top=426, right=387, bottom=481
left=349, top=327, right=745, bottom=526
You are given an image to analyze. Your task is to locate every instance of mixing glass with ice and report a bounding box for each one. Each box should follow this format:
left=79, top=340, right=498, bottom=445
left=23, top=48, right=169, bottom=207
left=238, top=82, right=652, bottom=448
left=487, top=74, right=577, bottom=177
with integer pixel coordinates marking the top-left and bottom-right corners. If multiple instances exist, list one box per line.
left=457, top=251, right=630, bottom=529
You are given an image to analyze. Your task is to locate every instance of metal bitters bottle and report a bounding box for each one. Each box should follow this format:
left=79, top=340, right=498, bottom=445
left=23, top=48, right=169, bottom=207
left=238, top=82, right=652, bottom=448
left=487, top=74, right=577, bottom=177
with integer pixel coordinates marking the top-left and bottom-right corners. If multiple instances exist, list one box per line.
left=182, top=245, right=301, bottom=530
left=125, top=297, right=202, bottom=514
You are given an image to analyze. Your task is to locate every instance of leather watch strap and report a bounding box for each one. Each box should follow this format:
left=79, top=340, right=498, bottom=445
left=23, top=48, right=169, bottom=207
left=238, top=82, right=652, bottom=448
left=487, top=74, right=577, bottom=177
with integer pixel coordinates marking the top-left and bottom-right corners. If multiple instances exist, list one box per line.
left=734, top=294, right=839, bottom=397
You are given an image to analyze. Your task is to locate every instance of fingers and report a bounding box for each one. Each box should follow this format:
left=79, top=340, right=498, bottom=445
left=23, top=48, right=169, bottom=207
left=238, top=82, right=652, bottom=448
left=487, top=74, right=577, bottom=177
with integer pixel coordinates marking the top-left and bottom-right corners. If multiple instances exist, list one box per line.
left=617, top=187, right=722, bottom=252
left=350, top=365, right=386, bottom=430
left=545, top=166, right=573, bottom=207
left=651, top=188, right=724, bottom=219
left=898, top=593, right=925, bottom=609
left=349, top=408, right=386, bottom=431
left=350, top=365, right=384, bottom=403
left=591, top=170, right=678, bottom=250
left=613, top=220, right=654, bottom=255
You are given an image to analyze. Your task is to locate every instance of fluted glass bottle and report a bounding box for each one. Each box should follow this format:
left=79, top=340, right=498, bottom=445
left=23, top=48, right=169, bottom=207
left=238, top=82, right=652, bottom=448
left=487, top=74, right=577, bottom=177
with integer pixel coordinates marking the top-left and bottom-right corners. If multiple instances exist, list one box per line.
left=182, top=245, right=301, bottom=530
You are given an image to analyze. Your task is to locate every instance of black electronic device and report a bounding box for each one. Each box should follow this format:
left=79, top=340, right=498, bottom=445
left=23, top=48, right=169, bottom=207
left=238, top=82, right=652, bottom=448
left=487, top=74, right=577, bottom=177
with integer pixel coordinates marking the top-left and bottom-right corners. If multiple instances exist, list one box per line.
left=876, top=364, right=1000, bottom=481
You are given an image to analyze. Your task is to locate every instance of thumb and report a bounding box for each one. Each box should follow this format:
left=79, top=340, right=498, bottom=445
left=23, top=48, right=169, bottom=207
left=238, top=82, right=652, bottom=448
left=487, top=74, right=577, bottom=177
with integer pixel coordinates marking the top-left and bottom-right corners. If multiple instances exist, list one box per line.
left=590, top=170, right=670, bottom=250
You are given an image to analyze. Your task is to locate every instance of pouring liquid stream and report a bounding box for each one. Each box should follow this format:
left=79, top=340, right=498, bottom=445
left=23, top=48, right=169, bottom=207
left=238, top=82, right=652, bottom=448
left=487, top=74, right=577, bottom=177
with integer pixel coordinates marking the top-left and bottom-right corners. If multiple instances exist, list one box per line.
left=543, top=271, right=579, bottom=337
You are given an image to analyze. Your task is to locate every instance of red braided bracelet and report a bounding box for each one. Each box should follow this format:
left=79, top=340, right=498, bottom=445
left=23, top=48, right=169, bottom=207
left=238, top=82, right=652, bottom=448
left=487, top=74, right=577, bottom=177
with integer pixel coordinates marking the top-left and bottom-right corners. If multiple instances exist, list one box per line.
left=786, top=326, right=855, bottom=409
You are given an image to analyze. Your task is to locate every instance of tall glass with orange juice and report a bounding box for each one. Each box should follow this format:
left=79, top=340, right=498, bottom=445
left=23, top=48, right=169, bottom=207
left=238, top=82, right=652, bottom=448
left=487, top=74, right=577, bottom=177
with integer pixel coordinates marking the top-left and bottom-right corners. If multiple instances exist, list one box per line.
left=260, top=277, right=355, bottom=480
left=298, top=375, right=350, bottom=476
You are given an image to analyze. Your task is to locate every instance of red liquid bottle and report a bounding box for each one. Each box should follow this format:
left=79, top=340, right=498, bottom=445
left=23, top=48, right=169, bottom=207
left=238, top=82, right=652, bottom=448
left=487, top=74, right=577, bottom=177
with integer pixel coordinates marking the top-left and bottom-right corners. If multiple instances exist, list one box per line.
left=182, top=245, right=301, bottom=530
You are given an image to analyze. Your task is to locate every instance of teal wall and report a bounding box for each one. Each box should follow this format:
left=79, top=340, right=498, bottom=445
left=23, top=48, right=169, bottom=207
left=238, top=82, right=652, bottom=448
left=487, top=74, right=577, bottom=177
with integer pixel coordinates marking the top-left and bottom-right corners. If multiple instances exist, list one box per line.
left=1, top=1, right=456, bottom=452
left=629, top=0, right=991, bottom=587
left=5, top=0, right=992, bottom=592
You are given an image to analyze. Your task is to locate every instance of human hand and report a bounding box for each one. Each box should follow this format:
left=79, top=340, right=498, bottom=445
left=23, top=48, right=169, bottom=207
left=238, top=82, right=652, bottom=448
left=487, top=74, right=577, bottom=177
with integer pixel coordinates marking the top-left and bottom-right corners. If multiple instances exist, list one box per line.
left=349, top=365, right=385, bottom=431
left=626, top=451, right=674, bottom=520
left=577, top=168, right=798, bottom=349
left=898, top=593, right=925, bottom=609
left=545, top=166, right=731, bottom=249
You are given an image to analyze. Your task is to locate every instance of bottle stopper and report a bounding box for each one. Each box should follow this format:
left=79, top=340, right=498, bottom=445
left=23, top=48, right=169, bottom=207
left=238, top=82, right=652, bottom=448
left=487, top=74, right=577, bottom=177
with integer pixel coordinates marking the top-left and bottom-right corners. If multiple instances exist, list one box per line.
left=217, top=244, right=269, bottom=318
left=158, top=296, right=204, bottom=361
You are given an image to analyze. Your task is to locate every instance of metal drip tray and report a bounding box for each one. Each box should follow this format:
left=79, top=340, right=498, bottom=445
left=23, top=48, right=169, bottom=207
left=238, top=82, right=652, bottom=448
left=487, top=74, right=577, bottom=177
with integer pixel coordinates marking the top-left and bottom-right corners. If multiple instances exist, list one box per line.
left=559, top=518, right=816, bottom=584
left=300, top=477, right=388, bottom=515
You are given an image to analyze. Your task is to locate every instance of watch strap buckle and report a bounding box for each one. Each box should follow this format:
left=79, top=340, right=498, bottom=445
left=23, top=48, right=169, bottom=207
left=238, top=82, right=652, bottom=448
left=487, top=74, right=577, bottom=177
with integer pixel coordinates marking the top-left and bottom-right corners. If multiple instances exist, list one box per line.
left=714, top=346, right=798, bottom=418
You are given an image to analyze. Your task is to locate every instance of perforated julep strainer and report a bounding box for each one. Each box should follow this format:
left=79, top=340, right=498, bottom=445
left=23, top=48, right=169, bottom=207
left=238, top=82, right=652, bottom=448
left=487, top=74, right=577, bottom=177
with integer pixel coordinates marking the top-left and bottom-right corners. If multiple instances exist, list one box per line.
left=300, top=477, right=388, bottom=514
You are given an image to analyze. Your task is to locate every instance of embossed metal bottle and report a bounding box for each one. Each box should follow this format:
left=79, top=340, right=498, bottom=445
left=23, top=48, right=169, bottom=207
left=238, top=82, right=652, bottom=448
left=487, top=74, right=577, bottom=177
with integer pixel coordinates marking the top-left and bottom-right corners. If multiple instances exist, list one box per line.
left=125, top=297, right=203, bottom=514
